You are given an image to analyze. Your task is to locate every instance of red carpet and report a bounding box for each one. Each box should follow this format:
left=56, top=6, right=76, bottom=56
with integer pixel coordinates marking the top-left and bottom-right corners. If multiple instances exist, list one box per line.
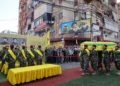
left=0, top=67, right=82, bottom=86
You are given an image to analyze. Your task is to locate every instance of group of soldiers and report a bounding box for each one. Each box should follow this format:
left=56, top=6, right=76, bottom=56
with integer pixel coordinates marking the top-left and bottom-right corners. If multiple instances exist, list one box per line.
left=0, top=45, right=43, bottom=69
left=80, top=44, right=120, bottom=76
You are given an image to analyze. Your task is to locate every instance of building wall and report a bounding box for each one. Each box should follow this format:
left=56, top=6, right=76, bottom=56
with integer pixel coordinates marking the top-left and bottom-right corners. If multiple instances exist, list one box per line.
left=118, top=3, right=120, bottom=42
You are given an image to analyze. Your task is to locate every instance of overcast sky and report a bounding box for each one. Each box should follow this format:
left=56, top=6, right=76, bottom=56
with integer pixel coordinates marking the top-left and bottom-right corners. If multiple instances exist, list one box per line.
left=0, top=0, right=120, bottom=33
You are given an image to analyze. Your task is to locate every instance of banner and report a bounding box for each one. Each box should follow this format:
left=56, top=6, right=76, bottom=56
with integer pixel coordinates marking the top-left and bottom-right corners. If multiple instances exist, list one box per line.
left=61, top=19, right=90, bottom=37
left=0, top=34, right=47, bottom=50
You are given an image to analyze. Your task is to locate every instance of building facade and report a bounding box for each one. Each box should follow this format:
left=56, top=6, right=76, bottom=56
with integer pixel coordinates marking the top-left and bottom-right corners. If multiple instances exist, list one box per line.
left=118, top=2, right=120, bottom=43
left=19, top=0, right=119, bottom=45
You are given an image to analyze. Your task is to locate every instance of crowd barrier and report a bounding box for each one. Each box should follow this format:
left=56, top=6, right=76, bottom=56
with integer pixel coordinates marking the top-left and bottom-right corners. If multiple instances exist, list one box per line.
left=46, top=55, right=80, bottom=63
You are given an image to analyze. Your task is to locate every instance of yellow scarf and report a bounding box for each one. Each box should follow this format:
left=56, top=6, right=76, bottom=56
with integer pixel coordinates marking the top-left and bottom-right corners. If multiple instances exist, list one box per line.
left=35, top=49, right=43, bottom=56
left=8, top=49, right=16, bottom=60
left=28, top=50, right=35, bottom=58
left=21, top=50, right=27, bottom=59
left=85, top=49, right=90, bottom=56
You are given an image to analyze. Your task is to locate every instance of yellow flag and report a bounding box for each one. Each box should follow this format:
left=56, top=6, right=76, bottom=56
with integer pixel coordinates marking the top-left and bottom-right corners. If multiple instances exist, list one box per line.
left=45, top=31, right=50, bottom=48
left=76, top=39, right=78, bottom=45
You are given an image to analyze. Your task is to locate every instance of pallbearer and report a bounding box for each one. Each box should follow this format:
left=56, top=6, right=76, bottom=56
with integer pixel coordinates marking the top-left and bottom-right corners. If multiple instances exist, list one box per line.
left=18, top=46, right=27, bottom=67
left=90, top=45, right=98, bottom=75
left=81, top=44, right=90, bottom=75
left=34, top=45, right=43, bottom=65
left=102, top=44, right=110, bottom=76
left=27, top=45, right=35, bottom=66
left=114, top=46, right=120, bottom=75
left=5, top=45, right=16, bottom=69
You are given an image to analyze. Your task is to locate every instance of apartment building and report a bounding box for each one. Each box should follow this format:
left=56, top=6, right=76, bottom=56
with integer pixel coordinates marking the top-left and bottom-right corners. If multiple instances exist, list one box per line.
left=19, top=0, right=119, bottom=45
left=19, top=0, right=28, bottom=35
left=118, top=2, right=120, bottom=43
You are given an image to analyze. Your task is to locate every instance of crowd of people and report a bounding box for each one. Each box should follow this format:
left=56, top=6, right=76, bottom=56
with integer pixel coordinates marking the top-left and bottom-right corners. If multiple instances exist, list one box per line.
left=80, top=44, right=120, bottom=76
left=45, top=46, right=80, bottom=63
left=0, top=45, right=43, bottom=69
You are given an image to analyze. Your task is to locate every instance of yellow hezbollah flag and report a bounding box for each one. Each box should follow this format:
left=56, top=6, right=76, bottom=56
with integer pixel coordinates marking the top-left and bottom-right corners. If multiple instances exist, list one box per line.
left=76, top=39, right=78, bottom=45
left=8, top=49, right=16, bottom=60
left=45, top=31, right=50, bottom=48
left=21, top=50, right=27, bottom=59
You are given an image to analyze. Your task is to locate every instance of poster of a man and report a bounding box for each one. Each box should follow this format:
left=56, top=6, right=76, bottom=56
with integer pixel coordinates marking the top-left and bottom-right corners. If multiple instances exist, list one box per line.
left=0, top=37, right=9, bottom=45
left=63, top=24, right=68, bottom=33
left=20, top=39, right=26, bottom=46
left=79, top=22, right=90, bottom=32
left=11, top=38, right=18, bottom=45
left=68, top=22, right=79, bottom=34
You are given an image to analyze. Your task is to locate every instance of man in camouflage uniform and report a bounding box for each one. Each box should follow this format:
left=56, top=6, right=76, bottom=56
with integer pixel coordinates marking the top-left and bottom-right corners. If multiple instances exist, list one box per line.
left=0, top=47, right=6, bottom=61
left=5, top=45, right=16, bottom=69
left=90, top=45, right=99, bottom=75
left=1, top=46, right=9, bottom=65
left=81, top=44, right=90, bottom=75
left=14, top=46, right=21, bottom=58
left=27, top=45, right=35, bottom=66
left=17, top=46, right=27, bottom=67
left=34, top=45, right=43, bottom=65
left=102, top=44, right=110, bottom=76
left=114, top=46, right=120, bottom=75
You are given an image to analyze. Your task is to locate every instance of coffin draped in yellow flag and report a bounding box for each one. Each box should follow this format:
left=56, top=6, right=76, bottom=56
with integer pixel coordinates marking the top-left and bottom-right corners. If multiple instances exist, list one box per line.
left=45, top=31, right=50, bottom=48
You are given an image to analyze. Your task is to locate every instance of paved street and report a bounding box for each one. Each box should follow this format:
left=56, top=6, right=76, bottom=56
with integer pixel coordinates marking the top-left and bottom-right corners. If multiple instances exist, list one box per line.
left=60, top=62, right=80, bottom=70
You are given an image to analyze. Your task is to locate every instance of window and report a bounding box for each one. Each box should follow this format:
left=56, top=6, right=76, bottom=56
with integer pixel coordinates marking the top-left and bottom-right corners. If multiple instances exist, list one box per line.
left=74, top=0, right=78, bottom=7
left=28, top=24, right=31, bottom=30
left=34, top=18, right=40, bottom=27
left=59, top=12, right=63, bottom=19
left=59, top=0, right=62, bottom=4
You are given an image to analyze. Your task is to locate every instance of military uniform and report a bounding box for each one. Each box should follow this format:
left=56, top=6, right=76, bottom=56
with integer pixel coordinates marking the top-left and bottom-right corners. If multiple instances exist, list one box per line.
left=102, top=45, right=110, bottom=74
left=27, top=46, right=35, bottom=66
left=81, top=45, right=90, bottom=75
left=5, top=45, right=16, bottom=69
left=34, top=45, right=43, bottom=65
left=90, top=45, right=98, bottom=74
left=114, top=47, right=120, bottom=72
left=18, top=46, right=27, bottom=67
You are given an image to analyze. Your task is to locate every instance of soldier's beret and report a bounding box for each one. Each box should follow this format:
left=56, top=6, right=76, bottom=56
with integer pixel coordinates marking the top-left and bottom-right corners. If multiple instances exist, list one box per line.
left=84, top=44, right=88, bottom=47
left=104, top=44, right=107, bottom=47
left=116, top=46, right=119, bottom=48
left=22, top=46, right=26, bottom=49
left=38, top=45, right=41, bottom=48
left=93, top=44, right=96, bottom=47
left=30, top=45, right=33, bottom=49
left=10, top=45, right=14, bottom=49
left=6, top=46, right=9, bottom=48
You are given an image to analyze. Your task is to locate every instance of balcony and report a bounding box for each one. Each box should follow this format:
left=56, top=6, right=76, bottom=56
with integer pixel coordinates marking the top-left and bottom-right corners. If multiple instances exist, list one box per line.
left=34, top=22, right=47, bottom=32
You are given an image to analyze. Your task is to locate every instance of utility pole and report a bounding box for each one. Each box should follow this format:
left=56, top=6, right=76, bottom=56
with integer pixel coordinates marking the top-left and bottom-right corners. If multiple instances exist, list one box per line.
left=90, top=1, right=93, bottom=41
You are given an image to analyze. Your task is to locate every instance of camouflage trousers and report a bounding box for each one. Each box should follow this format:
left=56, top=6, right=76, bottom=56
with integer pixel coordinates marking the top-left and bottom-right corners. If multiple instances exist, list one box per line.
left=35, top=57, right=42, bottom=65
left=115, top=61, right=120, bottom=70
left=28, top=58, right=34, bottom=66
left=8, top=62, right=15, bottom=69
left=91, top=59, right=98, bottom=73
left=20, top=61, right=26, bottom=67
left=103, top=59, right=110, bottom=73
left=80, top=55, right=89, bottom=73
